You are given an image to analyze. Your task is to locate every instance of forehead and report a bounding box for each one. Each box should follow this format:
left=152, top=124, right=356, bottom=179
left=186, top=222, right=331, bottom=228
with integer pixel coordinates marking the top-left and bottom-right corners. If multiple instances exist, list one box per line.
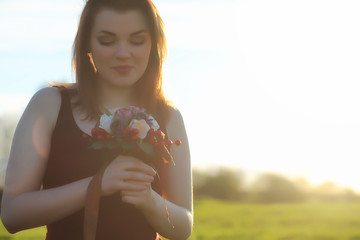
left=92, top=8, right=148, bottom=35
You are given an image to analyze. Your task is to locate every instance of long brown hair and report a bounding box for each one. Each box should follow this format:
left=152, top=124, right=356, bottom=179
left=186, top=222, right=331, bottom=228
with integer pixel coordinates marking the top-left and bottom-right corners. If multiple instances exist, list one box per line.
left=72, top=0, right=172, bottom=125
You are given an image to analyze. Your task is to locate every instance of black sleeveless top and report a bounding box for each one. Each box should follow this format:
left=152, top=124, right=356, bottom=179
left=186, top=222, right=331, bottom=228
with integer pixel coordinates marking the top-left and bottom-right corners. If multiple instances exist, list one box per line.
left=42, top=88, right=164, bottom=240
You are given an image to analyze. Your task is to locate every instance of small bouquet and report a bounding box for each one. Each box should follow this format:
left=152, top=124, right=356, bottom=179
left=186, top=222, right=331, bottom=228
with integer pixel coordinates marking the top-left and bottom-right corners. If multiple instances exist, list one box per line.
left=82, top=106, right=180, bottom=165
left=82, top=106, right=179, bottom=240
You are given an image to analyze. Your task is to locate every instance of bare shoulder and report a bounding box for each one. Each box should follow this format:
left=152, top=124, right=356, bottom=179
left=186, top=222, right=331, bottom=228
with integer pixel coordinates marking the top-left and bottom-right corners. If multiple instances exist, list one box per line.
left=29, top=87, right=61, bottom=108
left=24, top=87, right=62, bottom=126
left=166, top=107, right=190, bottom=155
left=167, top=107, right=186, bottom=138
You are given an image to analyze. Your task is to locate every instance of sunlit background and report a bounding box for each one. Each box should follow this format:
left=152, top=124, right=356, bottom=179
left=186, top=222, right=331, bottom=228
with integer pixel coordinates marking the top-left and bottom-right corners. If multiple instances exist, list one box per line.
left=1, top=0, right=360, bottom=192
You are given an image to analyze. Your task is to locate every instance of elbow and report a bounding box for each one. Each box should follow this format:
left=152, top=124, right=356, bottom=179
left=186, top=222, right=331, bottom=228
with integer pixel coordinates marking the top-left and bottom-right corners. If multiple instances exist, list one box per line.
left=4, top=224, right=20, bottom=235
left=181, top=226, right=193, bottom=240
left=180, top=211, right=193, bottom=240
left=1, top=212, right=21, bottom=234
left=164, top=210, right=193, bottom=240
left=1, top=203, right=23, bottom=234
left=1, top=193, right=30, bottom=234
left=185, top=212, right=194, bottom=239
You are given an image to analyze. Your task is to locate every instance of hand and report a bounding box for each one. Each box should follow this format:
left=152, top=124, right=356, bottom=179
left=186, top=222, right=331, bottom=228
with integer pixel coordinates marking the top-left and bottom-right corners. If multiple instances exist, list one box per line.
left=101, top=155, right=156, bottom=197
left=121, top=181, right=156, bottom=212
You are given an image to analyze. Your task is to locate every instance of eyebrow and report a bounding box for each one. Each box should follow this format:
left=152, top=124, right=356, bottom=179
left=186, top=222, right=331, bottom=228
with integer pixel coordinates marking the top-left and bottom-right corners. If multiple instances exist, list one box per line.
left=98, top=29, right=148, bottom=36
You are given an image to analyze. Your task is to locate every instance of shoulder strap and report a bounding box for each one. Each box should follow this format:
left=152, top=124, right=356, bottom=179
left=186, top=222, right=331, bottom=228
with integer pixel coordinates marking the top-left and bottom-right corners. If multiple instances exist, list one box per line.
left=84, top=161, right=111, bottom=240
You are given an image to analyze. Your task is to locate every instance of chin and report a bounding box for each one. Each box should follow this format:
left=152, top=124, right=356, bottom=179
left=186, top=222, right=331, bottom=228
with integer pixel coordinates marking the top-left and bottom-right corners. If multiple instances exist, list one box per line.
left=101, top=75, right=140, bottom=88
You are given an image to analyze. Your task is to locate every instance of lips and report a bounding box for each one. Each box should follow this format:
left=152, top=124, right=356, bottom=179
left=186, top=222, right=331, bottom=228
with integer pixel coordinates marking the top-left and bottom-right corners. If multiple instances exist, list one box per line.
left=112, top=65, right=133, bottom=74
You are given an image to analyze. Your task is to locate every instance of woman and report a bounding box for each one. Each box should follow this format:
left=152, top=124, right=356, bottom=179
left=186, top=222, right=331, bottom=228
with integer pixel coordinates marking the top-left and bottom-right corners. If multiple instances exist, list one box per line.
left=0, top=0, right=193, bottom=239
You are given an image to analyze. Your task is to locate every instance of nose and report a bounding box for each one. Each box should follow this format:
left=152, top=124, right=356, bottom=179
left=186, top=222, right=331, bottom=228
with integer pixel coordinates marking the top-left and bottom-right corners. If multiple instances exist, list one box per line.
left=115, top=42, right=131, bottom=59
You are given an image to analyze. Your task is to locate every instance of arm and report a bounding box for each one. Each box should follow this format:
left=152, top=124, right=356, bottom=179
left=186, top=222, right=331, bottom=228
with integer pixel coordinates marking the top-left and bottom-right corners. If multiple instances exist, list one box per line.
left=1, top=87, right=157, bottom=233
left=0, top=87, right=93, bottom=233
left=121, top=108, right=193, bottom=240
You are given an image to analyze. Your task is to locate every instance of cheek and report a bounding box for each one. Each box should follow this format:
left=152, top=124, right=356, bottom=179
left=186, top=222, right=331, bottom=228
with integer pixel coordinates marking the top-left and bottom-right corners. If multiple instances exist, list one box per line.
left=92, top=45, right=114, bottom=64
left=134, top=45, right=151, bottom=65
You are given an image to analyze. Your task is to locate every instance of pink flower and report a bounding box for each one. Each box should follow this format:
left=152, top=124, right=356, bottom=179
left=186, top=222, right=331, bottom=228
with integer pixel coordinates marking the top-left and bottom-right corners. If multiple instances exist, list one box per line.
left=114, top=107, right=133, bottom=120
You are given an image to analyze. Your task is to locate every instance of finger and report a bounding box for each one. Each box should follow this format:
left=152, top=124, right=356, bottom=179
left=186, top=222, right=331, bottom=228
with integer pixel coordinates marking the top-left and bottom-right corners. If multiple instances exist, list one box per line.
left=123, top=181, right=151, bottom=189
left=119, top=171, right=154, bottom=182
left=117, top=181, right=147, bottom=191
left=122, top=161, right=157, bottom=176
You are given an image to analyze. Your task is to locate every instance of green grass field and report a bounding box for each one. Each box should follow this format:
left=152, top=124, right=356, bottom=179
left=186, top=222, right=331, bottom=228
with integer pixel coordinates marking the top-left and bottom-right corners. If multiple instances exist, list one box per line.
left=191, top=199, right=360, bottom=240
left=1, top=199, right=360, bottom=240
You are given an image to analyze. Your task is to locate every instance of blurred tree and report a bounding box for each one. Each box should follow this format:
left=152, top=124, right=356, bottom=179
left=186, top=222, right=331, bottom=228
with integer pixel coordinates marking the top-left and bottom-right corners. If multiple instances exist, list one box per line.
left=193, top=168, right=244, bottom=201
left=311, top=181, right=360, bottom=202
left=250, top=173, right=306, bottom=203
left=293, top=177, right=312, bottom=194
left=193, top=169, right=360, bottom=203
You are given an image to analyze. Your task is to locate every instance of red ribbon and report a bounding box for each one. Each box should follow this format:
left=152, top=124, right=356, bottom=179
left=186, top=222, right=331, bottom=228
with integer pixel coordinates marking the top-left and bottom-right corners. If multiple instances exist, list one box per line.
left=83, top=161, right=109, bottom=240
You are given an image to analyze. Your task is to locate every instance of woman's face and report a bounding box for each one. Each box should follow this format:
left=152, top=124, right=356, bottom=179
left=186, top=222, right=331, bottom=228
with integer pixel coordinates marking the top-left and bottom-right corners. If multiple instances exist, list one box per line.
left=90, top=8, right=152, bottom=89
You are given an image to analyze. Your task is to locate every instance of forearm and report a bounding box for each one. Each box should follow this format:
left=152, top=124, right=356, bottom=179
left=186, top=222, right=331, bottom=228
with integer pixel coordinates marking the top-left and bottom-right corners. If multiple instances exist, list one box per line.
left=1, top=177, right=92, bottom=233
left=143, top=191, right=193, bottom=240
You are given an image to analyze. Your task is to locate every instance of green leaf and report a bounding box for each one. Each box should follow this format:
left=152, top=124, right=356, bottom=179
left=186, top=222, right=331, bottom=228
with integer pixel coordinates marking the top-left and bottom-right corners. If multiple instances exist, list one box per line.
left=116, top=138, right=136, bottom=149
left=89, top=141, right=106, bottom=150
left=105, top=140, right=119, bottom=149
left=104, top=108, right=112, bottom=116
left=138, top=142, right=155, bottom=155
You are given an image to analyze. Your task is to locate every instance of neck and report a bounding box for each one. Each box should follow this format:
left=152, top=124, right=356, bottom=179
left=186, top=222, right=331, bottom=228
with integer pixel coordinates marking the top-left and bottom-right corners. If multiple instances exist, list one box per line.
left=98, top=83, right=137, bottom=111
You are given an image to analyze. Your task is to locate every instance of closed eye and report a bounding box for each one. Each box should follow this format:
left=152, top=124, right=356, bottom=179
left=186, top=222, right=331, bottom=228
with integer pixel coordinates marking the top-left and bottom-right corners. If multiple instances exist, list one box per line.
left=98, top=37, right=115, bottom=46
left=97, top=31, right=116, bottom=46
left=99, top=41, right=114, bottom=46
left=131, top=37, right=146, bottom=45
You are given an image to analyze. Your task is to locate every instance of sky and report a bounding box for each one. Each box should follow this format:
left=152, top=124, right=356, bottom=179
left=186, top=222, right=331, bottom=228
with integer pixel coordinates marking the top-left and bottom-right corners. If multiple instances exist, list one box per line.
left=0, top=0, right=360, bottom=190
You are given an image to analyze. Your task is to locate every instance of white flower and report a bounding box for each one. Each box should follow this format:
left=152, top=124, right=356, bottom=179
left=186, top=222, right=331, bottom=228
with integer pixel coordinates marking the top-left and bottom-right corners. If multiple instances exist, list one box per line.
left=129, top=119, right=150, bottom=139
left=148, top=115, right=160, bottom=131
left=99, top=114, right=113, bottom=134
